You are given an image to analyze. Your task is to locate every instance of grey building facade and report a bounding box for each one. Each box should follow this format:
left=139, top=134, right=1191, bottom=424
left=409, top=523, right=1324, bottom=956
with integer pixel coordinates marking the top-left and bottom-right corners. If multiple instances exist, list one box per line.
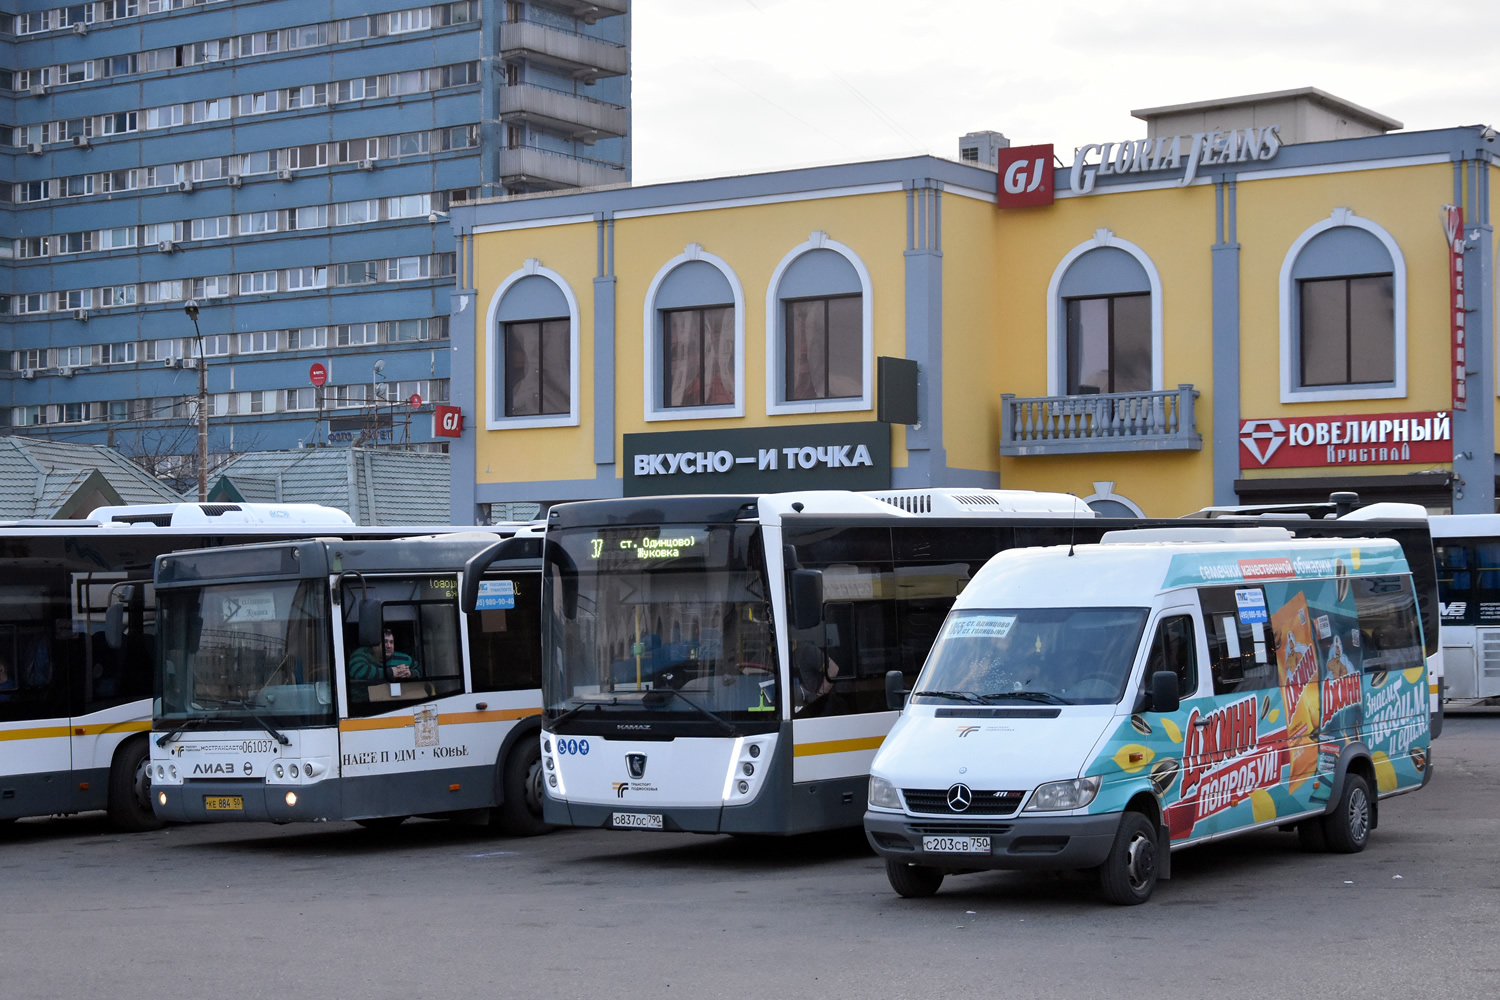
left=1, top=0, right=628, bottom=481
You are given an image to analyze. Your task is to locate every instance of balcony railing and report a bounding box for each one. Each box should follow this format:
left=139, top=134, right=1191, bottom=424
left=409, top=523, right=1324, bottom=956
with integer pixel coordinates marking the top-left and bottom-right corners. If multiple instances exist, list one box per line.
left=498, top=83, right=628, bottom=139
left=498, top=146, right=625, bottom=189
left=1000, top=384, right=1202, bottom=456
left=500, top=20, right=628, bottom=78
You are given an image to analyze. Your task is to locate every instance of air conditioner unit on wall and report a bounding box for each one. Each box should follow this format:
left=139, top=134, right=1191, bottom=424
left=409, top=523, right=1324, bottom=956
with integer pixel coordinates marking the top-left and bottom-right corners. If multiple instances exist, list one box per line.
left=163, top=358, right=180, bottom=369
left=182, top=357, right=199, bottom=369
left=358, top=159, right=374, bottom=171
left=27, top=142, right=43, bottom=155
left=276, top=167, right=293, bottom=181
left=72, top=309, right=89, bottom=322
left=177, top=178, right=194, bottom=193
left=21, top=369, right=36, bottom=379
left=157, top=239, right=176, bottom=253
left=57, top=366, right=74, bottom=378
left=72, top=135, right=91, bottom=149
left=227, top=174, right=242, bottom=187
left=30, top=84, right=48, bottom=97
left=72, top=21, right=87, bottom=35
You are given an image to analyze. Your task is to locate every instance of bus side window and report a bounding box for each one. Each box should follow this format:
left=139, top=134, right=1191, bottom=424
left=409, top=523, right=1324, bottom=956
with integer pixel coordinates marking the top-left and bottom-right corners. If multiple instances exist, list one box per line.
left=1352, top=575, right=1424, bottom=673
left=469, top=574, right=542, bottom=692
left=1199, top=587, right=1280, bottom=696
left=1143, top=614, right=1198, bottom=699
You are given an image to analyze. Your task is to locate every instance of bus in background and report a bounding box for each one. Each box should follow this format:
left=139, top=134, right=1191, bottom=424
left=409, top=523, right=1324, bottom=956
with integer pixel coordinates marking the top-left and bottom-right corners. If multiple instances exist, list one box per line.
left=145, top=532, right=548, bottom=833
left=0, top=502, right=364, bottom=831
left=1430, top=514, right=1500, bottom=707
left=462, top=489, right=1106, bottom=837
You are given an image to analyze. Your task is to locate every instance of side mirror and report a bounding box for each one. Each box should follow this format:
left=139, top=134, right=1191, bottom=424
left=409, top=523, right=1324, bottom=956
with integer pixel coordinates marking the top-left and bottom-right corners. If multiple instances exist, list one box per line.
left=357, top=599, right=384, bottom=648
left=1150, top=670, right=1181, bottom=715
left=105, top=602, right=127, bottom=650
left=789, top=569, right=823, bottom=630
left=885, top=670, right=907, bottom=711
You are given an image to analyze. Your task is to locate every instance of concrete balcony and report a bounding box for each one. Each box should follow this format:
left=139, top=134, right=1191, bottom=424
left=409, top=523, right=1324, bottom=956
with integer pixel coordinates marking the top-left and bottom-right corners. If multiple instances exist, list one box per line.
left=498, top=146, right=625, bottom=190
left=1000, top=384, right=1202, bottom=456
left=500, top=20, right=628, bottom=80
left=548, top=0, right=629, bottom=21
left=498, top=83, right=628, bottom=140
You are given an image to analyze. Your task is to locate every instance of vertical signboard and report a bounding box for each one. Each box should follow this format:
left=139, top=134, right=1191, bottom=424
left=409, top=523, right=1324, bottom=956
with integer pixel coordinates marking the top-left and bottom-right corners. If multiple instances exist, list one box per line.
left=1443, top=204, right=1467, bottom=411
left=994, top=144, right=1054, bottom=208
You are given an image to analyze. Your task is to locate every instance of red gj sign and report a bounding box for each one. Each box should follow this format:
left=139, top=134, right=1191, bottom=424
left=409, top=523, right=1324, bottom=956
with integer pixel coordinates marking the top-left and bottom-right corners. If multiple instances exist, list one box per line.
left=995, top=144, right=1054, bottom=208
left=433, top=404, right=463, bottom=439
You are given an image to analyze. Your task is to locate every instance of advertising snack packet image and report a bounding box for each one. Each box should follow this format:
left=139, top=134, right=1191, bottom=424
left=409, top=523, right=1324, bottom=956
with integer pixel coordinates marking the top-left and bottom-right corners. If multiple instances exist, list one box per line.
left=1271, top=591, right=1322, bottom=793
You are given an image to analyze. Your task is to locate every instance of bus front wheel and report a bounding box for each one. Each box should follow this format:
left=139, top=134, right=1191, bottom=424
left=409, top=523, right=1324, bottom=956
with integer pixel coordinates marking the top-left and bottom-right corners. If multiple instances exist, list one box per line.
left=108, top=737, right=164, bottom=832
left=495, top=736, right=552, bottom=837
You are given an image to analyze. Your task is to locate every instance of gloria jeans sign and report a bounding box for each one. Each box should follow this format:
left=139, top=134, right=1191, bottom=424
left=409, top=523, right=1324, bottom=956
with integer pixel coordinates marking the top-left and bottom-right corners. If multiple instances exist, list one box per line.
left=623, top=422, right=891, bottom=497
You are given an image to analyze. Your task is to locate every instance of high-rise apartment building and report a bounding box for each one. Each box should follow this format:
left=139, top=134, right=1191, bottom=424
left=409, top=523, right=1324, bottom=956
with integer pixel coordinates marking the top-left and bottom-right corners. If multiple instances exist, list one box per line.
left=1, top=0, right=629, bottom=481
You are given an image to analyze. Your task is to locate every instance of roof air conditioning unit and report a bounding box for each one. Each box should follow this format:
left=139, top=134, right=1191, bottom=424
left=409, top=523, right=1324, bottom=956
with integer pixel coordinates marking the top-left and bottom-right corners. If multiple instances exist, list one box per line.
left=358, top=158, right=374, bottom=171
left=57, top=366, right=74, bottom=378
left=72, top=135, right=91, bottom=149
left=30, top=84, right=48, bottom=98
left=72, top=308, right=89, bottom=322
left=177, top=178, right=194, bottom=193
left=227, top=174, right=242, bottom=187
left=157, top=239, right=177, bottom=253
left=163, top=358, right=180, bottom=369
left=27, top=142, right=43, bottom=155
left=276, top=167, right=293, bottom=181
left=72, top=21, right=88, bottom=35
left=21, top=369, right=36, bottom=380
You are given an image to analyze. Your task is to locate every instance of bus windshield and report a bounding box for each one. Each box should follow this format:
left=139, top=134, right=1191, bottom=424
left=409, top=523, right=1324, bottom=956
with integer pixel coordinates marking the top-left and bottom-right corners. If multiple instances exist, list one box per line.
left=913, top=607, right=1150, bottom=706
left=158, top=579, right=333, bottom=728
left=543, top=524, right=777, bottom=733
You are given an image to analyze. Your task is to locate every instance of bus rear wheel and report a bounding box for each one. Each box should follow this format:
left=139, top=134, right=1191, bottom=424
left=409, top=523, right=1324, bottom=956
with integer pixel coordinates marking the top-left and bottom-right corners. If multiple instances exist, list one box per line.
left=107, top=737, right=163, bottom=832
left=495, top=736, right=552, bottom=837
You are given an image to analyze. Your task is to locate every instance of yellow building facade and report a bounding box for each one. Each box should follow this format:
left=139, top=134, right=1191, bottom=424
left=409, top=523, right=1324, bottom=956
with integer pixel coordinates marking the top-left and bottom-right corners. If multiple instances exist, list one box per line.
left=448, top=92, right=1498, bottom=519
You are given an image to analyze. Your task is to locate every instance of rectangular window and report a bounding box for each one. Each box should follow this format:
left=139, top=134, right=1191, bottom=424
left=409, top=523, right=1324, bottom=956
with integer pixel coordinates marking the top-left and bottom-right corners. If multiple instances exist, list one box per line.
left=192, top=158, right=226, bottom=182
left=394, top=131, right=430, bottom=157
left=504, top=319, right=570, bottom=417
left=1064, top=293, right=1151, bottom=395
left=235, top=150, right=273, bottom=176
left=286, top=23, right=327, bottom=49
left=62, top=403, right=90, bottom=423
left=386, top=70, right=426, bottom=96
left=106, top=401, right=131, bottom=422
left=238, top=331, right=277, bottom=354
left=340, top=17, right=372, bottom=41
left=663, top=307, right=735, bottom=408
left=191, top=276, right=231, bottom=299
left=101, top=285, right=138, bottom=308
left=337, top=77, right=378, bottom=102
left=387, top=256, right=429, bottom=281
left=143, top=222, right=182, bottom=245
left=103, top=170, right=138, bottom=193
left=58, top=289, right=93, bottom=310
left=386, top=8, right=432, bottom=33
left=145, top=281, right=184, bottom=303
left=17, top=237, right=47, bottom=259
left=239, top=271, right=277, bottom=295
left=785, top=295, right=862, bottom=401
left=286, top=327, right=327, bottom=350
left=193, top=335, right=231, bottom=358
left=287, top=144, right=327, bottom=169
left=237, top=92, right=277, bottom=116
left=238, top=32, right=279, bottom=57
left=292, top=205, right=328, bottom=230
left=191, top=99, right=231, bottom=124
left=1351, top=575, right=1425, bottom=674
left=62, top=346, right=88, bottom=367
left=100, top=112, right=138, bottom=136
left=59, top=175, right=94, bottom=198
left=390, top=319, right=430, bottom=343
left=1201, top=587, right=1281, bottom=695
left=55, top=232, right=92, bottom=254
left=386, top=194, right=430, bottom=219
left=248, top=390, right=266, bottom=414
left=337, top=261, right=379, bottom=286
left=237, top=211, right=278, bottom=235
left=285, top=266, right=327, bottom=291
left=18, top=294, right=49, bottom=314
left=335, top=200, right=379, bottom=226
left=286, top=84, right=328, bottom=110
left=284, top=387, right=316, bottom=411
left=336, top=323, right=378, bottom=347
left=100, top=227, right=138, bottom=250
left=1300, top=275, right=1396, bottom=387
left=191, top=217, right=231, bottom=241
left=145, top=339, right=178, bottom=362
left=100, top=343, right=137, bottom=365
left=146, top=105, right=184, bottom=130
left=18, top=181, right=50, bottom=203
left=20, top=349, right=47, bottom=370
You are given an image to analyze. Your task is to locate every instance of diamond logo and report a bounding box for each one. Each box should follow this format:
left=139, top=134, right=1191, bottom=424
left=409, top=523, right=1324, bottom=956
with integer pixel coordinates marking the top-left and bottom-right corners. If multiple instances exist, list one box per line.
left=1239, top=419, right=1288, bottom=466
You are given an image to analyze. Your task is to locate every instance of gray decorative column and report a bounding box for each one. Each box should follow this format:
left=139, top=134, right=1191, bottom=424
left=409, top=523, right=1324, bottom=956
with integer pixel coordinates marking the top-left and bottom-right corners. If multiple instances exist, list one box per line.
left=594, top=212, right=619, bottom=490
left=1454, top=154, right=1495, bottom=513
left=1211, top=178, right=1242, bottom=505
left=898, top=178, right=946, bottom=487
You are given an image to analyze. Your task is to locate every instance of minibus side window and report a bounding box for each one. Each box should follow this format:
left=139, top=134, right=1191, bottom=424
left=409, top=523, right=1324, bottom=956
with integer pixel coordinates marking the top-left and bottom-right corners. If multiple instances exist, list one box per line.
left=1199, top=587, right=1281, bottom=695
left=1143, top=614, right=1197, bottom=698
left=1352, top=575, right=1424, bottom=674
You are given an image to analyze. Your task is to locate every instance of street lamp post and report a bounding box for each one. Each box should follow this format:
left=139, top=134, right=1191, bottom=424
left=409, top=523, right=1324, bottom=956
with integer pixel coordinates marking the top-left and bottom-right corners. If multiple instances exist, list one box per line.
left=184, top=299, right=208, bottom=501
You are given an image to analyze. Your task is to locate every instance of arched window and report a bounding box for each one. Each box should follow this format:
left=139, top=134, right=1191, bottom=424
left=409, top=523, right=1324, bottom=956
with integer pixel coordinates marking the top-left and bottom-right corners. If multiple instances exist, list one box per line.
left=485, top=260, right=580, bottom=429
left=1279, top=208, right=1406, bottom=402
left=1046, top=230, right=1163, bottom=397
left=765, top=232, right=873, bottom=415
left=643, top=245, right=745, bottom=421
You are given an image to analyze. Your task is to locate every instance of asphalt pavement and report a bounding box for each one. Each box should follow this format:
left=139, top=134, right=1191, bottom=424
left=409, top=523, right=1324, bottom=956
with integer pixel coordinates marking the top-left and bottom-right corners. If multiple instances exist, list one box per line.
left=3, top=715, right=1498, bottom=999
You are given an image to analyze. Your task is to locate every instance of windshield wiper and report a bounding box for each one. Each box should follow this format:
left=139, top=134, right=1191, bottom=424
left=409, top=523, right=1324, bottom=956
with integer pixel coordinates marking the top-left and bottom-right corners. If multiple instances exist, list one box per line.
left=547, top=700, right=610, bottom=728
left=977, top=690, right=1072, bottom=706
left=640, top=687, right=736, bottom=736
left=224, top=700, right=292, bottom=745
left=155, top=716, right=218, bottom=747
left=911, top=689, right=985, bottom=704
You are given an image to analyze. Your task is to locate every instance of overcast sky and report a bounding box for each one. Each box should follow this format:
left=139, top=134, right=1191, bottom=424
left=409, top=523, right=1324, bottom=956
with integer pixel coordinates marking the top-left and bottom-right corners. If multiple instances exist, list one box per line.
left=629, top=0, right=1500, bottom=184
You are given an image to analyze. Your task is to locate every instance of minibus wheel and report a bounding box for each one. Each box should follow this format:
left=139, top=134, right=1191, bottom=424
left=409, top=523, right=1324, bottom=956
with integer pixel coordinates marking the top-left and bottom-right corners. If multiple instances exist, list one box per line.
left=1321, top=773, right=1371, bottom=853
left=107, top=736, right=164, bottom=832
left=885, top=859, right=944, bottom=898
left=1098, top=812, right=1158, bottom=905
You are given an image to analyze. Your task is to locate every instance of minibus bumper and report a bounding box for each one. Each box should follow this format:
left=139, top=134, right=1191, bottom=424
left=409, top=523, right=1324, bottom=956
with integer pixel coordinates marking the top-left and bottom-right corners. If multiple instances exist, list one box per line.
left=864, top=809, right=1121, bottom=870
left=153, top=780, right=340, bottom=823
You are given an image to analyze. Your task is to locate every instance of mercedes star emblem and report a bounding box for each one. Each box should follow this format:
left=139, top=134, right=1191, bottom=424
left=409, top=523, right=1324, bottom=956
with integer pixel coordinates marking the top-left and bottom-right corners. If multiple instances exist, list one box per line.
left=946, top=783, right=973, bottom=812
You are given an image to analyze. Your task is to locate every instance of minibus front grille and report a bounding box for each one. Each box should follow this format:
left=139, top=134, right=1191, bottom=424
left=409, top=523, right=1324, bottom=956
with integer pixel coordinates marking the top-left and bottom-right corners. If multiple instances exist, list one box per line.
left=907, top=823, right=1013, bottom=837
left=902, top=789, right=1024, bottom=816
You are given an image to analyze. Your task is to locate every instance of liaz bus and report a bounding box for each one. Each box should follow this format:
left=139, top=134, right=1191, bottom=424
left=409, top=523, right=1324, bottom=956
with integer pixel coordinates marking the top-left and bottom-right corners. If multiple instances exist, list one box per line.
left=144, top=531, right=548, bottom=833
left=1429, top=513, right=1500, bottom=707
left=460, top=488, right=1448, bottom=839
left=0, top=502, right=371, bottom=831
left=461, top=489, right=1105, bottom=836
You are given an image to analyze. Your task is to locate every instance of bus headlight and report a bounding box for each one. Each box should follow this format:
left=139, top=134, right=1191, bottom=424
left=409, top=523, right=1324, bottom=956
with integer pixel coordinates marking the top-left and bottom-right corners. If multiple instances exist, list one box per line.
left=868, top=775, right=901, bottom=810
left=285, top=792, right=297, bottom=806
left=290, top=764, right=300, bottom=779
left=274, top=763, right=285, bottom=779
left=1024, top=776, right=1101, bottom=812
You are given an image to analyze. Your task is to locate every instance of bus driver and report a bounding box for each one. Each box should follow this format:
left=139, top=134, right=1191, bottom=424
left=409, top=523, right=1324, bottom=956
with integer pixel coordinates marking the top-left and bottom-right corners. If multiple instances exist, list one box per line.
left=349, top=628, right=420, bottom=680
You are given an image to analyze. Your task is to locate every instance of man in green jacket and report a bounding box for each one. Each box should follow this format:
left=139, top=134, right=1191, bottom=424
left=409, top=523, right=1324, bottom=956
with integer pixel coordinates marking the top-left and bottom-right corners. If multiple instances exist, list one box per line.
left=349, top=627, right=419, bottom=680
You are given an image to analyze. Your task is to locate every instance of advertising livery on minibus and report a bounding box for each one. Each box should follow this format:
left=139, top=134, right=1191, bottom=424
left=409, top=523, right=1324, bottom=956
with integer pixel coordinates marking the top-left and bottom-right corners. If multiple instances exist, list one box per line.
left=865, top=527, right=1432, bottom=904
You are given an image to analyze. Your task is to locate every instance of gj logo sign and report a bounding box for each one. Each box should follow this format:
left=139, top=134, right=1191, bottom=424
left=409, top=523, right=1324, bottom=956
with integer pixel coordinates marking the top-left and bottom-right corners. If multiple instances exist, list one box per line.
left=995, top=144, right=1054, bottom=208
left=433, top=404, right=463, bottom=439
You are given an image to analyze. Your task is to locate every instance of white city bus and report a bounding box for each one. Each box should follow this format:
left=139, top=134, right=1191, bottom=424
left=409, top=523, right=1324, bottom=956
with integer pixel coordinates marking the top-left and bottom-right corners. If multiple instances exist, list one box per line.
left=146, top=531, right=549, bottom=833
left=462, top=489, right=1450, bottom=838
left=0, top=502, right=370, bottom=830
left=1430, top=514, right=1500, bottom=706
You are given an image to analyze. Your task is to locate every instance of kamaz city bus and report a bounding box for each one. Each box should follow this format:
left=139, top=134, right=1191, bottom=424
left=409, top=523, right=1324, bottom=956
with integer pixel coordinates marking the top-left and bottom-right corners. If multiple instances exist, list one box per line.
left=460, top=488, right=1447, bottom=839
left=0, top=502, right=369, bottom=831
left=145, top=531, right=548, bottom=833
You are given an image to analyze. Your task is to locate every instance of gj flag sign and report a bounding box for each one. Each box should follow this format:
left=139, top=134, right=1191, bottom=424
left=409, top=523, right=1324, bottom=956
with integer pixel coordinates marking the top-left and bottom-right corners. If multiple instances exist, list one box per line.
left=623, top=422, right=891, bottom=497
